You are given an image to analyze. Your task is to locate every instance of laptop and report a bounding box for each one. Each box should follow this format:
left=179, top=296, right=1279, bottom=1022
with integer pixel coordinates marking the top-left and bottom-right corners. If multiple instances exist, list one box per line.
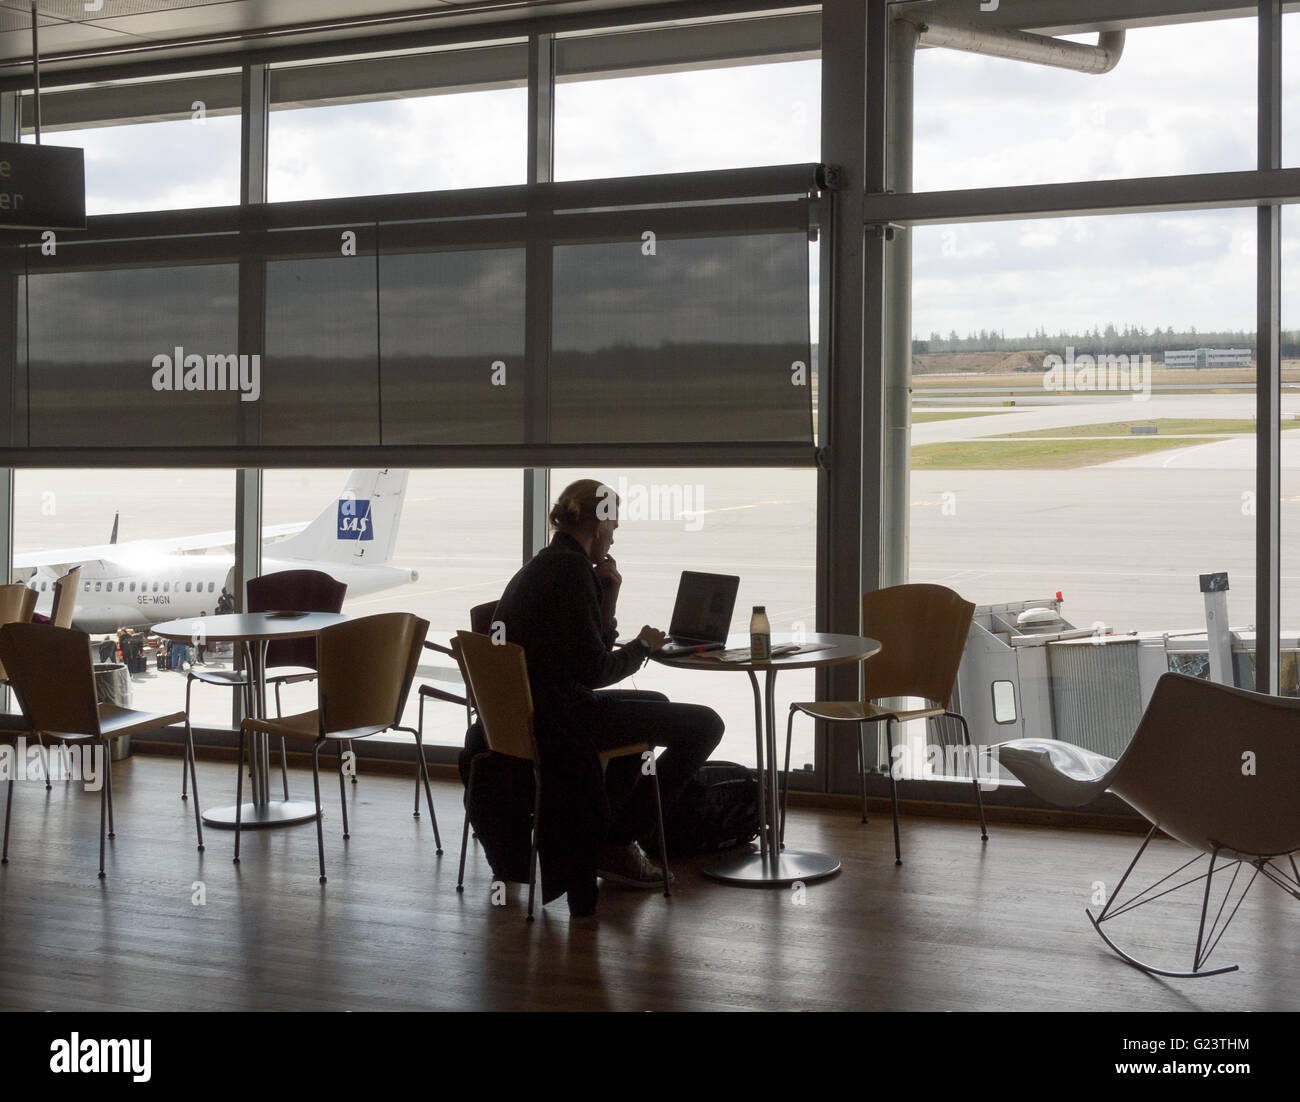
left=657, top=571, right=740, bottom=657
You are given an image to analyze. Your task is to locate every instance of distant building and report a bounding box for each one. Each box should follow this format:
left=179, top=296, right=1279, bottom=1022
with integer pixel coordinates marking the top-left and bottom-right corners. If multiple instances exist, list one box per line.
left=1163, top=348, right=1252, bottom=368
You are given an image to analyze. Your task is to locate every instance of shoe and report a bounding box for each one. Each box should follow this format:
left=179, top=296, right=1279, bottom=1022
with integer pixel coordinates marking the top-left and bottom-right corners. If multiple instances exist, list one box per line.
left=597, top=842, right=674, bottom=889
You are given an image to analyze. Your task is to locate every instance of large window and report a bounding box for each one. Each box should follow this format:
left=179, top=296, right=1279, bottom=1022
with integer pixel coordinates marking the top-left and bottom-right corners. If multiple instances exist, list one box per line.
left=909, top=207, right=1258, bottom=773
left=268, top=45, right=527, bottom=202
left=913, top=17, right=1256, bottom=191
left=551, top=466, right=817, bottom=770
left=20, top=73, right=241, bottom=215
left=7, top=470, right=237, bottom=727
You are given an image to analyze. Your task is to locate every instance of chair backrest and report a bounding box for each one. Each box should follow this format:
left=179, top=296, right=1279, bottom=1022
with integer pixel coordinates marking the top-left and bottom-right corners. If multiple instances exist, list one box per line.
left=249, top=569, right=348, bottom=671
left=455, top=630, right=535, bottom=762
left=50, top=566, right=82, bottom=629
left=469, top=601, right=498, bottom=637
left=315, top=612, right=428, bottom=735
left=1109, top=672, right=1300, bottom=859
left=0, top=583, right=38, bottom=625
left=860, top=583, right=975, bottom=707
left=0, top=622, right=101, bottom=737
left=0, top=585, right=39, bottom=681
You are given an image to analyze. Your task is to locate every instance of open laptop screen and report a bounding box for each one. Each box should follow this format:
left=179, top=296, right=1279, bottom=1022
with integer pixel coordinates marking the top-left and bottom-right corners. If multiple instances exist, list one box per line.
left=668, top=571, right=739, bottom=645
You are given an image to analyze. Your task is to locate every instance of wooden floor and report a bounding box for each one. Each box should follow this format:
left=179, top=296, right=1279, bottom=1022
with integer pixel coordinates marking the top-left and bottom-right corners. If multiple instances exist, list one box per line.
left=0, top=752, right=1295, bottom=1012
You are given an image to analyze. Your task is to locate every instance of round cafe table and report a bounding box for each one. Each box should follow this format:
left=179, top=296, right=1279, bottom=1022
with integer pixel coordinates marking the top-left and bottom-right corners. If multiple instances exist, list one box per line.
left=152, top=612, right=348, bottom=829
left=653, top=631, right=880, bottom=886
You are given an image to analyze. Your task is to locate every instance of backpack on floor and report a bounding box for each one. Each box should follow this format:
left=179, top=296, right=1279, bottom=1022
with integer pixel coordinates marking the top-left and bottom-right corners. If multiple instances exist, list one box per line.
left=642, top=760, right=760, bottom=859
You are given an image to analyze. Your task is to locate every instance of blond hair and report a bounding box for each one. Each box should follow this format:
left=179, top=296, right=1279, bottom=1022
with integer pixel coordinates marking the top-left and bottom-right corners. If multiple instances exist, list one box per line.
left=549, top=479, right=618, bottom=532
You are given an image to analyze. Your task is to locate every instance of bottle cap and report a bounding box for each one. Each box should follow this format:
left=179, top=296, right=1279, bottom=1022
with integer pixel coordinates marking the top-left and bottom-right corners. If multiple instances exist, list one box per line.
left=753, top=605, right=766, bottom=613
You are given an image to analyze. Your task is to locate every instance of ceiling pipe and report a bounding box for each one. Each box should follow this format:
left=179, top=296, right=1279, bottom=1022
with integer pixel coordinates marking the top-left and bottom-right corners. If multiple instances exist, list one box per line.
left=907, top=14, right=1125, bottom=74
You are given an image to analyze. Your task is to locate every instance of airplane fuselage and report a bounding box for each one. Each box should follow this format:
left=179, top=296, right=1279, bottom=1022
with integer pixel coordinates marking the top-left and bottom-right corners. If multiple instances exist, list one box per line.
left=23, top=553, right=417, bottom=634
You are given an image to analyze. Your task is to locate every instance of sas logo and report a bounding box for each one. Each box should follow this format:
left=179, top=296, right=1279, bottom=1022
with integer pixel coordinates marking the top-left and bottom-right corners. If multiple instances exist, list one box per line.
left=337, top=498, right=373, bottom=541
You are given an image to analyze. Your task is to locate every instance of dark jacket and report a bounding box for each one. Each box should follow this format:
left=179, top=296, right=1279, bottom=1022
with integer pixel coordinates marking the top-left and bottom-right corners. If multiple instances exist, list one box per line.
left=489, top=532, right=648, bottom=907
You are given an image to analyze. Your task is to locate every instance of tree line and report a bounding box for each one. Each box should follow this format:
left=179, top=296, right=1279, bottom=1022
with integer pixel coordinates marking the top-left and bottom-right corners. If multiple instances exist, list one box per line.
left=909, top=324, right=1300, bottom=358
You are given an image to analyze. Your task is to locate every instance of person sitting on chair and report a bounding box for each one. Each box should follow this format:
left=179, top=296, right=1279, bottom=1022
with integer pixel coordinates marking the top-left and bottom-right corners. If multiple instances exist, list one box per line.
left=493, top=478, right=724, bottom=917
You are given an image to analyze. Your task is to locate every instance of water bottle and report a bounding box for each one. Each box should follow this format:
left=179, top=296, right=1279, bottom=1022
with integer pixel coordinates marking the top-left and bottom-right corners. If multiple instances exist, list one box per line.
left=750, top=605, right=771, bottom=662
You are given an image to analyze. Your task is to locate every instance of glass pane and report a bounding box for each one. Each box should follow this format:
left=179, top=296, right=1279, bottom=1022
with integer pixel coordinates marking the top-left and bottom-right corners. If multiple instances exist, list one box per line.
left=20, top=74, right=241, bottom=215
left=378, top=244, right=526, bottom=445
left=555, top=47, right=819, bottom=180
left=268, top=46, right=527, bottom=202
left=264, top=236, right=380, bottom=446
left=21, top=262, right=241, bottom=448
left=260, top=469, right=523, bottom=746
left=7, top=470, right=237, bottom=729
left=914, top=16, right=1256, bottom=191
left=910, top=208, right=1257, bottom=775
left=550, top=233, right=813, bottom=444
left=548, top=467, right=817, bottom=770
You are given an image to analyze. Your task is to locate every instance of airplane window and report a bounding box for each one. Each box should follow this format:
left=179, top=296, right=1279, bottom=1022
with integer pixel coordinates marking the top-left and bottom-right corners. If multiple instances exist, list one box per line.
left=208, top=582, right=216, bottom=593
left=152, top=582, right=158, bottom=592
left=130, top=582, right=136, bottom=593
left=94, top=581, right=102, bottom=592
left=83, top=582, right=90, bottom=591
left=185, top=582, right=192, bottom=592
left=40, top=582, right=47, bottom=591
left=118, top=582, right=125, bottom=592
left=163, top=583, right=170, bottom=593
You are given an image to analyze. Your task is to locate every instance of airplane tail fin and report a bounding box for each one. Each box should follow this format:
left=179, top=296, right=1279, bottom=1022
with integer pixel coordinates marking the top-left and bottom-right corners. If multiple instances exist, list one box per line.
left=272, top=470, right=409, bottom=566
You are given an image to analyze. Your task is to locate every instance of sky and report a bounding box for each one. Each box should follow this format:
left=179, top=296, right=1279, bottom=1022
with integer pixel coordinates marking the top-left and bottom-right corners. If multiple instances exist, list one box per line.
left=21, top=12, right=1300, bottom=346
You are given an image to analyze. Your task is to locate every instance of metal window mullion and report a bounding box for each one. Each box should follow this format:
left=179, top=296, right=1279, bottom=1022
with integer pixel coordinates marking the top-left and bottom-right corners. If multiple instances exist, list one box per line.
left=1257, top=0, right=1282, bottom=694
left=817, top=0, right=875, bottom=796
left=524, top=33, right=554, bottom=562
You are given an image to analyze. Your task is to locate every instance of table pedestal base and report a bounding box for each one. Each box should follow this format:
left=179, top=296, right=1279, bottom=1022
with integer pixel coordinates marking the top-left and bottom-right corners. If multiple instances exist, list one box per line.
left=703, top=849, right=840, bottom=886
left=202, top=800, right=322, bottom=829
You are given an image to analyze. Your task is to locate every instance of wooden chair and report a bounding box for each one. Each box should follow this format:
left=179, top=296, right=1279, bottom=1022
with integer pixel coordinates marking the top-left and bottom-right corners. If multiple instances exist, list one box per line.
left=181, top=568, right=347, bottom=802
left=0, top=583, right=39, bottom=689
left=453, top=630, right=670, bottom=920
left=235, top=612, right=432, bottom=883
left=782, top=583, right=987, bottom=865
left=50, top=566, right=82, bottom=629
left=0, top=622, right=203, bottom=878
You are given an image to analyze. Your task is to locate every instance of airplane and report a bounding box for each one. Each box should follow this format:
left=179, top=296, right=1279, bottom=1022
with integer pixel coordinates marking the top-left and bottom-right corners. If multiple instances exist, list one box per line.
left=13, top=470, right=418, bottom=634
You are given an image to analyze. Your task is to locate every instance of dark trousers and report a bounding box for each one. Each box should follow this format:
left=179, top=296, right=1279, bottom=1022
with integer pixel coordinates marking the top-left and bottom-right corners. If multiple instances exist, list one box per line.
left=590, top=689, right=724, bottom=846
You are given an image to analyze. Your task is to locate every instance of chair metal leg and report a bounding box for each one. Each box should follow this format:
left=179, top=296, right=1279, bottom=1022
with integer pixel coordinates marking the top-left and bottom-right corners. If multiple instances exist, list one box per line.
left=526, top=768, right=541, bottom=921
left=858, top=722, right=869, bottom=825
left=414, top=725, right=443, bottom=854
left=347, top=739, right=357, bottom=785
left=1086, top=827, right=1240, bottom=978
left=38, top=731, right=50, bottom=791
left=415, top=696, right=426, bottom=816
left=948, top=712, right=988, bottom=842
left=185, top=720, right=204, bottom=851
left=650, top=758, right=671, bottom=898
left=312, top=741, right=327, bottom=883
left=1, top=775, right=11, bottom=864
left=104, top=748, right=115, bottom=839
left=280, top=737, right=290, bottom=801
left=182, top=675, right=194, bottom=799
left=336, top=741, right=350, bottom=840
left=457, top=758, right=478, bottom=893
left=884, top=719, right=901, bottom=865
left=780, top=707, right=795, bottom=850
left=233, top=726, right=246, bottom=864
left=98, top=750, right=109, bottom=878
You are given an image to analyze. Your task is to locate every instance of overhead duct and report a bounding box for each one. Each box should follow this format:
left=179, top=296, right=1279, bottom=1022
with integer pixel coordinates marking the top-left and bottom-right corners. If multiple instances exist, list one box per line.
left=908, top=15, right=1125, bottom=74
